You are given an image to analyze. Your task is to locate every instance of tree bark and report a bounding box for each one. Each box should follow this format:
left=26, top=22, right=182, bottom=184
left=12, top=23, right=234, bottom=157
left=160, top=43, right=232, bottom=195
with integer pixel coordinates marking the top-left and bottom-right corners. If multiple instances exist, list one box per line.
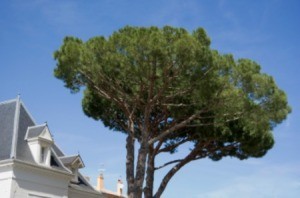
left=126, top=133, right=135, bottom=198
left=134, top=135, right=149, bottom=197
left=144, top=144, right=155, bottom=198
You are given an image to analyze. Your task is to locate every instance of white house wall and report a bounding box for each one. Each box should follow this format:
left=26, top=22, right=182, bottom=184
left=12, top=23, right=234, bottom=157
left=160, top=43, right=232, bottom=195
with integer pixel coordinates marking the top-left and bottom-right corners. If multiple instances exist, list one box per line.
left=11, top=162, right=70, bottom=198
left=28, top=141, right=41, bottom=164
left=0, top=163, right=13, bottom=198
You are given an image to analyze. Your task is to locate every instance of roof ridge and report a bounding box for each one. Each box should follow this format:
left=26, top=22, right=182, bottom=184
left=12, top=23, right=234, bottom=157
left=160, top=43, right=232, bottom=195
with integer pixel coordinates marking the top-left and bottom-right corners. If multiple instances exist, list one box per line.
left=0, top=98, right=17, bottom=106
left=10, top=95, right=21, bottom=159
left=27, top=123, right=47, bottom=129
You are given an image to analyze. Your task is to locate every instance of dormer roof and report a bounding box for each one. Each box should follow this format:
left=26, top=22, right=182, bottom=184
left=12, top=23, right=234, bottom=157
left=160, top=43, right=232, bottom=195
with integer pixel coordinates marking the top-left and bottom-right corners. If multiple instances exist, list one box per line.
left=59, top=155, right=85, bottom=169
left=25, top=124, right=53, bottom=143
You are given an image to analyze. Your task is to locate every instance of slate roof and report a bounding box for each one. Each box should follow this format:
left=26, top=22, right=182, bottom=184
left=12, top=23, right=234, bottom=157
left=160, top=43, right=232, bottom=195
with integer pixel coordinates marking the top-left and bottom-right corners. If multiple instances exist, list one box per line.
left=0, top=99, right=16, bottom=160
left=0, top=98, right=38, bottom=162
left=52, top=143, right=64, bottom=157
left=0, top=97, right=97, bottom=194
left=25, top=124, right=47, bottom=139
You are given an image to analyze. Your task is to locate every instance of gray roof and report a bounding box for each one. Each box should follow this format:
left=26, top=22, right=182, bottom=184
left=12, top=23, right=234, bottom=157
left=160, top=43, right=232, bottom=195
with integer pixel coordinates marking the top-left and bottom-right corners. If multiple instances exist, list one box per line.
left=15, top=101, right=36, bottom=162
left=52, top=143, right=64, bottom=157
left=0, top=98, right=36, bottom=162
left=26, top=125, right=47, bottom=139
left=0, top=99, right=16, bottom=160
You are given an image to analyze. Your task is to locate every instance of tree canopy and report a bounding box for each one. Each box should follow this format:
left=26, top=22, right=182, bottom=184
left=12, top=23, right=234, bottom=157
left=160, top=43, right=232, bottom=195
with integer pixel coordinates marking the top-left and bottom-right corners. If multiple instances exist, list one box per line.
left=54, top=26, right=291, bottom=198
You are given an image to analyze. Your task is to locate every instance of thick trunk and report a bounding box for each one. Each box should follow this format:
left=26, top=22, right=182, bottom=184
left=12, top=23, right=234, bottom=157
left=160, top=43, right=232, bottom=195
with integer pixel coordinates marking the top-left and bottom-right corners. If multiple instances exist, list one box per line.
left=126, top=134, right=135, bottom=198
left=134, top=137, right=149, bottom=197
left=144, top=145, right=155, bottom=198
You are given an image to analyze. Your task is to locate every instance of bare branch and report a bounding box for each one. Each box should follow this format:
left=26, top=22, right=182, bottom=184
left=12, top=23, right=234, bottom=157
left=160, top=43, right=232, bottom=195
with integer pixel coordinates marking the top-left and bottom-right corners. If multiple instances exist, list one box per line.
left=161, top=103, right=196, bottom=107
left=157, top=138, right=189, bottom=154
left=155, top=159, right=183, bottom=170
left=154, top=140, right=164, bottom=155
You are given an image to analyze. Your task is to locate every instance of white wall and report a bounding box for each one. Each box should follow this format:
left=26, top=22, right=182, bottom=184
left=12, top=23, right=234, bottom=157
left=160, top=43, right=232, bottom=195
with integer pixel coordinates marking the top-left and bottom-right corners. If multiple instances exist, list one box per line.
left=0, top=163, right=13, bottom=198
left=11, top=162, right=70, bottom=198
left=1, top=160, right=102, bottom=198
left=28, top=141, right=41, bottom=164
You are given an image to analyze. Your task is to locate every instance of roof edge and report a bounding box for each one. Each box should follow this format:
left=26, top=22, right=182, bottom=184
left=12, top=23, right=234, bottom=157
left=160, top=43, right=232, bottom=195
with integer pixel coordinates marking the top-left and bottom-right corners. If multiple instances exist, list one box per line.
left=10, top=96, right=21, bottom=159
left=59, top=154, right=81, bottom=159
left=69, top=183, right=103, bottom=196
left=0, top=159, right=14, bottom=167
left=19, top=100, right=37, bottom=125
left=59, top=155, right=85, bottom=169
left=78, top=172, right=99, bottom=192
left=13, top=158, right=73, bottom=178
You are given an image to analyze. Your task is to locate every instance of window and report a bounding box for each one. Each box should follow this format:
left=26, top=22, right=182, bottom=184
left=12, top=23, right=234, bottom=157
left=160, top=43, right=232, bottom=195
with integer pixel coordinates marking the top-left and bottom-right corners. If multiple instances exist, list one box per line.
left=50, top=155, right=59, bottom=167
left=40, top=147, right=46, bottom=163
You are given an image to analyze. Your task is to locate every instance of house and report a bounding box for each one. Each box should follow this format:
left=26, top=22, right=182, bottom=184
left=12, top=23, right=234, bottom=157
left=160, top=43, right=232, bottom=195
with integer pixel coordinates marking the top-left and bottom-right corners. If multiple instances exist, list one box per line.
left=0, top=97, right=105, bottom=198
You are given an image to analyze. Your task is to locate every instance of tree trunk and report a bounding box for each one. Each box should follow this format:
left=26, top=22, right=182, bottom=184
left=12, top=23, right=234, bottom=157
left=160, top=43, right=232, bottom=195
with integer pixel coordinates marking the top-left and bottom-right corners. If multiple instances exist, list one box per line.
left=126, top=134, right=135, bottom=198
left=144, top=144, right=155, bottom=198
left=134, top=135, right=149, bottom=197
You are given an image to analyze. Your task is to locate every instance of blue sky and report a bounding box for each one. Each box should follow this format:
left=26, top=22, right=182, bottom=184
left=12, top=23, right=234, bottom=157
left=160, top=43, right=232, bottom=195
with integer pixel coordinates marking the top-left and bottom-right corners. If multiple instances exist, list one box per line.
left=0, top=0, right=299, bottom=197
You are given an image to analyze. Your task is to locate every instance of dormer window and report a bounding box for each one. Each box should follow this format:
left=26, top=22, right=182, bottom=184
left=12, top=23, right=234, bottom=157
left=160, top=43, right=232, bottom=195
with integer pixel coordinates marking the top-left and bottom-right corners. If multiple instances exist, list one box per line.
left=59, top=155, right=85, bottom=183
left=25, top=124, right=54, bottom=166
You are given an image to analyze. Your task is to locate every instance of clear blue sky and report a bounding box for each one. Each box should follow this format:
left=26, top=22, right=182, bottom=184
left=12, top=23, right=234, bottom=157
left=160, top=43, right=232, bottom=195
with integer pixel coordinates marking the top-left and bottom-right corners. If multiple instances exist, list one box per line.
left=1, top=0, right=299, bottom=197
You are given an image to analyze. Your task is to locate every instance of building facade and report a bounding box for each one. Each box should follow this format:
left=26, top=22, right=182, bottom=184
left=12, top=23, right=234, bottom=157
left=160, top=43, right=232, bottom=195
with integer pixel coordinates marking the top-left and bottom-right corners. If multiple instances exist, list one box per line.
left=0, top=97, right=104, bottom=198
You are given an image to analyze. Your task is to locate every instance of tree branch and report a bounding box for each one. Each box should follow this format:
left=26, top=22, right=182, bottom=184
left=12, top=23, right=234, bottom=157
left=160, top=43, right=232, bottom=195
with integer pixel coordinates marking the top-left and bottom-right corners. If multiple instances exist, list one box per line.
left=155, top=159, right=182, bottom=170
left=154, top=145, right=202, bottom=198
left=148, top=112, right=201, bottom=144
left=157, top=138, right=189, bottom=154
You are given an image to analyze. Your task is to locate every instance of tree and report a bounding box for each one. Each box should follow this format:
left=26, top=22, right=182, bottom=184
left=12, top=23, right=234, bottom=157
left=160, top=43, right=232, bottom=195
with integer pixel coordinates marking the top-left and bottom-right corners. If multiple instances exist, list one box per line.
left=53, top=26, right=291, bottom=198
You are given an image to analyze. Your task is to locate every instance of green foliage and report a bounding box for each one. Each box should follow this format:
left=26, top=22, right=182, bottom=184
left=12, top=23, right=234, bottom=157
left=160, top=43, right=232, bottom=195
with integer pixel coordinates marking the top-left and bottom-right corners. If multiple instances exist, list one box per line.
left=54, top=26, right=291, bottom=161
